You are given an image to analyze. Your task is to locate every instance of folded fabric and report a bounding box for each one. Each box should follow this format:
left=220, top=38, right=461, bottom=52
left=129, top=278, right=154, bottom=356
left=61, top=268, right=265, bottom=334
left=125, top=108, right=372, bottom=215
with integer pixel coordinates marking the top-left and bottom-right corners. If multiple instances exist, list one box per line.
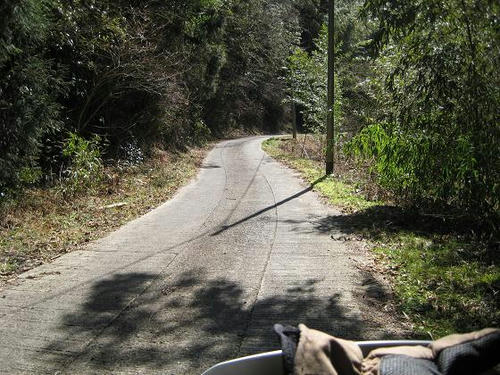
left=274, top=324, right=500, bottom=375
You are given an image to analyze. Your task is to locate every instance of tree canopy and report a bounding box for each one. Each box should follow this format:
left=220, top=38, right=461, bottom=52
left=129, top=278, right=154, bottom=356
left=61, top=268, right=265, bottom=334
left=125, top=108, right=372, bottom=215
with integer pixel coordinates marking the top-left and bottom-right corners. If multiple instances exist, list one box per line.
left=1, top=0, right=324, bottom=191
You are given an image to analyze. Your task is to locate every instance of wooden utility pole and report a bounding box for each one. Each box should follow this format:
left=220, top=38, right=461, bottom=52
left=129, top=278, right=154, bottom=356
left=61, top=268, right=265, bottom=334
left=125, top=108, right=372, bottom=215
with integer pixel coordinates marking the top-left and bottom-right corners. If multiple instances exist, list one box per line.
left=292, top=102, right=297, bottom=139
left=325, top=0, right=335, bottom=175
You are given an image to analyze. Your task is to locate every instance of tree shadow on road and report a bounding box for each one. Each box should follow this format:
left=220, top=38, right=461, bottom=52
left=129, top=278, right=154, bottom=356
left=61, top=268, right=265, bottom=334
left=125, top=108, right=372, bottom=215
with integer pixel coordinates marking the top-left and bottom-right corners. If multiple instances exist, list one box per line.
left=311, top=205, right=488, bottom=239
left=308, top=205, right=497, bottom=262
left=278, top=204, right=490, bottom=247
left=43, top=268, right=377, bottom=373
left=212, top=175, right=327, bottom=236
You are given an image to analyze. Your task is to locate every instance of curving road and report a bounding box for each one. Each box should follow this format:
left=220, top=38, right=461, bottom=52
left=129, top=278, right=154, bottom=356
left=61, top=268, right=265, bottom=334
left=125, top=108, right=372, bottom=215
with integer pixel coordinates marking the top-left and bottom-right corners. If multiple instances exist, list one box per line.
left=0, top=136, right=394, bottom=374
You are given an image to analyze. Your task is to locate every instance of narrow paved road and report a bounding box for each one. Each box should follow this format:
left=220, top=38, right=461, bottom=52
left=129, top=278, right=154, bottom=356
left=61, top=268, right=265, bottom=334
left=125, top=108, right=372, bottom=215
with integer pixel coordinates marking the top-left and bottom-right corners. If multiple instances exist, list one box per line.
left=0, top=136, right=393, bottom=374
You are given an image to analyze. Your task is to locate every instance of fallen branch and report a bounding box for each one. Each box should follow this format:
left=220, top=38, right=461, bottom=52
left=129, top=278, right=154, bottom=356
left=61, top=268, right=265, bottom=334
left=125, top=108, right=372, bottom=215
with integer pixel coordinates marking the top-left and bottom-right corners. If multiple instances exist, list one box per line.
left=100, top=202, right=127, bottom=210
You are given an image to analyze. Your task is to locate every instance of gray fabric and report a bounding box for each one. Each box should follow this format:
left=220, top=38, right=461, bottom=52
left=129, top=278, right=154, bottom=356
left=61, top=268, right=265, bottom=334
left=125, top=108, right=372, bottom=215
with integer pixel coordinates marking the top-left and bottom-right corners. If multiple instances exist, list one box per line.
left=437, top=331, right=500, bottom=375
left=274, top=324, right=300, bottom=375
left=380, top=355, right=441, bottom=375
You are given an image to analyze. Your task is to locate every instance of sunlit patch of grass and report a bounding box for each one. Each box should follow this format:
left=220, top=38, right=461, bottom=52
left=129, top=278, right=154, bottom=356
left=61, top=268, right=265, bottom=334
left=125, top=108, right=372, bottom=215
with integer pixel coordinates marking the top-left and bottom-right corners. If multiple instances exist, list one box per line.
left=0, top=146, right=209, bottom=284
left=262, top=137, right=379, bottom=212
left=374, top=235, right=499, bottom=337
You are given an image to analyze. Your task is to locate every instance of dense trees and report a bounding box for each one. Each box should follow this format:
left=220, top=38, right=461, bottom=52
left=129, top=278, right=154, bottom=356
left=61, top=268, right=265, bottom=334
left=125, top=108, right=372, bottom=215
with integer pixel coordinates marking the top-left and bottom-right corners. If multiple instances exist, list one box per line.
left=285, top=0, right=498, bottom=227
left=1, top=0, right=317, bottom=192
left=1, top=0, right=498, bottom=227
left=205, top=1, right=298, bottom=134
left=1, top=0, right=61, bottom=189
left=353, top=0, right=499, bottom=225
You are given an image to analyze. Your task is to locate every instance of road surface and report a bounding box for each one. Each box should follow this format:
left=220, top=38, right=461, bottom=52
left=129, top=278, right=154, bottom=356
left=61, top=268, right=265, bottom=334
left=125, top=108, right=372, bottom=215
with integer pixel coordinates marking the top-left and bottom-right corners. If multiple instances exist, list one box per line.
left=0, top=136, right=396, bottom=374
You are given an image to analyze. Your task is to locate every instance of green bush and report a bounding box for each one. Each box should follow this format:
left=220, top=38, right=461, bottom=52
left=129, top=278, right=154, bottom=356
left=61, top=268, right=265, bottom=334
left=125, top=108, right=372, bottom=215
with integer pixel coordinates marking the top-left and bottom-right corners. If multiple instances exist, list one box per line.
left=59, top=133, right=103, bottom=196
left=346, top=123, right=489, bottom=210
left=18, top=167, right=43, bottom=186
left=346, top=0, right=500, bottom=228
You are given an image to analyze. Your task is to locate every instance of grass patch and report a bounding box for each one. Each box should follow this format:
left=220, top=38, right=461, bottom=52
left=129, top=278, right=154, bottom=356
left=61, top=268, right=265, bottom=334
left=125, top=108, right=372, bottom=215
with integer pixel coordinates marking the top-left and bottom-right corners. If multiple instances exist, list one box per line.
left=262, top=135, right=499, bottom=337
left=373, top=233, right=499, bottom=337
left=0, top=146, right=209, bottom=284
left=262, top=137, right=379, bottom=212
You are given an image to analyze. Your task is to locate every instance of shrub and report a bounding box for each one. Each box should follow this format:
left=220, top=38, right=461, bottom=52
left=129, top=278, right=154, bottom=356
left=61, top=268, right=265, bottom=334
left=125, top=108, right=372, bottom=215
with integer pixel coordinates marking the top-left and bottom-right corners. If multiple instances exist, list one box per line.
left=347, top=0, right=500, bottom=229
left=59, top=133, right=103, bottom=196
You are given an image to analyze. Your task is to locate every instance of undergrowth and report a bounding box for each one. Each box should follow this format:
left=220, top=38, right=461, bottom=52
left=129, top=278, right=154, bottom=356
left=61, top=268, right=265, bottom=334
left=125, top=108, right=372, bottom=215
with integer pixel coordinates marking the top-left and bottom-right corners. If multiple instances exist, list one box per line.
left=373, top=234, right=499, bottom=338
left=262, top=136, right=499, bottom=337
left=0, top=146, right=209, bottom=283
left=262, top=137, right=379, bottom=212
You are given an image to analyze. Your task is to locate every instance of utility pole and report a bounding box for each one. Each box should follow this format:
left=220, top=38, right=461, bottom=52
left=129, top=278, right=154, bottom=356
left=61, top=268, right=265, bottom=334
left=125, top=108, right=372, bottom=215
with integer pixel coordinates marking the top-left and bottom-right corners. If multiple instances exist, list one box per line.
left=325, top=0, right=335, bottom=175
left=292, top=102, right=297, bottom=139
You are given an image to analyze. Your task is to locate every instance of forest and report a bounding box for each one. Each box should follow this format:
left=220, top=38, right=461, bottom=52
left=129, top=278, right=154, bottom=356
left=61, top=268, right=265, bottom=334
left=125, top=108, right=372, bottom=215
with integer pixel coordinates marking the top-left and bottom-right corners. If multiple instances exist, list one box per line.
left=1, top=0, right=498, bottom=230
left=1, top=0, right=322, bottom=192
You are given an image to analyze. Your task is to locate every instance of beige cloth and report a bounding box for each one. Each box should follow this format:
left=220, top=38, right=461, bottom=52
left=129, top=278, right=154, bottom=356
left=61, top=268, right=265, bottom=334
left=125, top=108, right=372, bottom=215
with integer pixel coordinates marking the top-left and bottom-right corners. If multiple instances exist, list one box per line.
left=295, top=324, right=363, bottom=375
left=430, top=327, right=499, bottom=357
left=293, top=325, right=499, bottom=375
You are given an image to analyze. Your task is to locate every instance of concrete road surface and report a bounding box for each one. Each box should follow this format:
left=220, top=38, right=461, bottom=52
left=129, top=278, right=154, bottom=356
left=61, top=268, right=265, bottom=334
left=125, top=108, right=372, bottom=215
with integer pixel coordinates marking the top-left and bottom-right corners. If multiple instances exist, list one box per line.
left=0, top=136, right=397, bottom=374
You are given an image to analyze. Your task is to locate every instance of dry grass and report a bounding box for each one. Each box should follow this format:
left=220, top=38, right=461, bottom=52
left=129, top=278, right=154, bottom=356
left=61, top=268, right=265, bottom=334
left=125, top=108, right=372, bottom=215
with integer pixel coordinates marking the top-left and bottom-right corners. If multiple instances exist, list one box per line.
left=275, top=134, right=390, bottom=202
left=0, top=145, right=210, bottom=286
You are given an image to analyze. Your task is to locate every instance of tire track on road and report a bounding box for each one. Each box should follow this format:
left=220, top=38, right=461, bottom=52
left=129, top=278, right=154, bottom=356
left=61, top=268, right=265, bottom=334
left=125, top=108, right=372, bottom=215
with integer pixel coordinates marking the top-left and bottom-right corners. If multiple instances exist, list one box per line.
left=235, top=170, right=279, bottom=356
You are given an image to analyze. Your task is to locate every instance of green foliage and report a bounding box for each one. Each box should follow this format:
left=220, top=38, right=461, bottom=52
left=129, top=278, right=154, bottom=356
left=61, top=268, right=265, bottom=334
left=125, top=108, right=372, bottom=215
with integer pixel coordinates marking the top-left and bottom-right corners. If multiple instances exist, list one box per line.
left=333, top=0, right=382, bottom=133
left=0, top=0, right=62, bottom=190
left=375, top=235, right=499, bottom=336
left=47, top=0, right=195, bottom=149
left=286, top=25, right=342, bottom=135
left=346, top=0, right=500, bottom=226
left=191, top=120, right=212, bottom=144
left=205, top=0, right=302, bottom=134
left=293, top=0, right=328, bottom=51
left=18, top=167, right=43, bottom=186
left=59, top=133, right=103, bottom=196
left=347, top=123, right=485, bottom=211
